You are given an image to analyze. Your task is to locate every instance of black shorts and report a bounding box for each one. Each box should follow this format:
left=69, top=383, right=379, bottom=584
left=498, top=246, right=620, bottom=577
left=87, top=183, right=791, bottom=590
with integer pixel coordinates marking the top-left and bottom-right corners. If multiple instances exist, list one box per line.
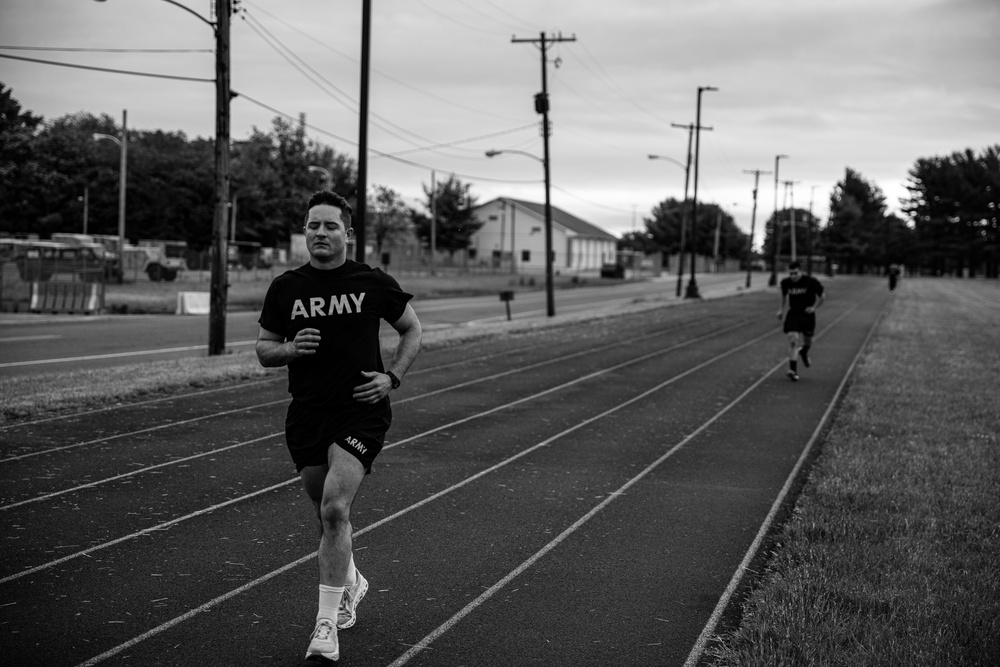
left=284, top=401, right=390, bottom=474
left=783, top=309, right=816, bottom=336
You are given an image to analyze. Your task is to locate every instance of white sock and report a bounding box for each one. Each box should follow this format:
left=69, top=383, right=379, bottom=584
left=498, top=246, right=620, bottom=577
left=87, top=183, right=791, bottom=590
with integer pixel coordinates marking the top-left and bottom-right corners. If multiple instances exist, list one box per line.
left=345, top=553, right=357, bottom=587
left=318, top=584, right=344, bottom=622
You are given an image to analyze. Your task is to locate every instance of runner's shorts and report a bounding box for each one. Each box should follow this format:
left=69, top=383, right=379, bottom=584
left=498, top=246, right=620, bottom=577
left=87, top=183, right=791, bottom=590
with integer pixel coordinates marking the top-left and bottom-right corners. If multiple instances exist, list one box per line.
left=284, top=401, right=389, bottom=474
left=783, top=309, right=816, bottom=336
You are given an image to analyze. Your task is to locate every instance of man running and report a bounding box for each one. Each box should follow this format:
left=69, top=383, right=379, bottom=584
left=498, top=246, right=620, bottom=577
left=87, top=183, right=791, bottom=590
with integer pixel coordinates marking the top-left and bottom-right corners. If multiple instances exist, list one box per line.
left=256, top=190, right=422, bottom=663
left=777, top=260, right=825, bottom=381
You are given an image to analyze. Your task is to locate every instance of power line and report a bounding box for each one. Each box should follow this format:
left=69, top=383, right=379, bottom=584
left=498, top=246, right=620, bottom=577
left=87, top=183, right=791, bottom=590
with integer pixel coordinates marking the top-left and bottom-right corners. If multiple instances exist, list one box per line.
left=0, top=45, right=212, bottom=53
left=0, top=52, right=213, bottom=83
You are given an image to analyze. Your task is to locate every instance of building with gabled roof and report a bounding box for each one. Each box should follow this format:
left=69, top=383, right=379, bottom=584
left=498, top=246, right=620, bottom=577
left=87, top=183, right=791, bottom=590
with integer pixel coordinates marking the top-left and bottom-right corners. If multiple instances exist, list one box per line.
left=469, top=197, right=619, bottom=273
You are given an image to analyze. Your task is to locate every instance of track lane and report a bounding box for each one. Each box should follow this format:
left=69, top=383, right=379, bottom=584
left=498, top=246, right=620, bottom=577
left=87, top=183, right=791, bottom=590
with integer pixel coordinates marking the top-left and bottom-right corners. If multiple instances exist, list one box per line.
left=0, top=279, right=890, bottom=666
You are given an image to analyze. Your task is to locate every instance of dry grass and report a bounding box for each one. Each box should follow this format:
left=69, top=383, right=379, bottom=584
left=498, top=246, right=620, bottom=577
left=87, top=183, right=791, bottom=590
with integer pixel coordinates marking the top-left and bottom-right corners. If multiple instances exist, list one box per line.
left=705, top=278, right=1000, bottom=666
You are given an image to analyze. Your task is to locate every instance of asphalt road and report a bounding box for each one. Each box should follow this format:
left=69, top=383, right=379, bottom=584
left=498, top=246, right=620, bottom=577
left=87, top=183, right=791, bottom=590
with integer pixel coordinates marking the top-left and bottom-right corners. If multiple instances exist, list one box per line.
left=0, top=275, right=889, bottom=666
left=0, top=273, right=759, bottom=378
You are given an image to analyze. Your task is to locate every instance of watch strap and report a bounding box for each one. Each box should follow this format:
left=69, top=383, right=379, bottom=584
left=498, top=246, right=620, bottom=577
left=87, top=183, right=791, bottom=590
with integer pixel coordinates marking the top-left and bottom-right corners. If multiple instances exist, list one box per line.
left=386, top=370, right=401, bottom=390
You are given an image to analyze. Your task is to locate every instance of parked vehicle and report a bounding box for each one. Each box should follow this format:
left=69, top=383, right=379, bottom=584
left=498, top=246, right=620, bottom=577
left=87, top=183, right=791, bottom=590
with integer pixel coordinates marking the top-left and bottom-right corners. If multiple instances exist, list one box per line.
left=88, top=235, right=188, bottom=282
left=0, top=239, right=105, bottom=283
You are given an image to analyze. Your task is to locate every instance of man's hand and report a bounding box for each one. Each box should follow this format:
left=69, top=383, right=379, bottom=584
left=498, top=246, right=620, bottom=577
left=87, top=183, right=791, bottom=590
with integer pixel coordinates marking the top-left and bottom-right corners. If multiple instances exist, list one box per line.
left=776, top=309, right=784, bottom=320
left=290, top=328, right=321, bottom=357
left=353, top=370, right=392, bottom=404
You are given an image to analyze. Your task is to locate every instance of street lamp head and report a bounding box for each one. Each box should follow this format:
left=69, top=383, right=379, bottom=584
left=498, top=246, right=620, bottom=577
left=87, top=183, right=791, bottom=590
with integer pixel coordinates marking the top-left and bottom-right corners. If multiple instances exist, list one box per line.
left=699, top=86, right=719, bottom=93
left=485, top=150, right=500, bottom=158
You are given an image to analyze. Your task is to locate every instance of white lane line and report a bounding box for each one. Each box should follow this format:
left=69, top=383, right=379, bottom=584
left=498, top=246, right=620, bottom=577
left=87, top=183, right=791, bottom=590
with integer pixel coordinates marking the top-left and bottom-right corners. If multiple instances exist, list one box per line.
left=0, top=339, right=256, bottom=368
left=0, top=397, right=286, bottom=466
left=0, top=334, right=61, bottom=343
left=0, top=432, right=283, bottom=511
left=70, top=323, right=777, bottom=667
left=0, top=476, right=295, bottom=585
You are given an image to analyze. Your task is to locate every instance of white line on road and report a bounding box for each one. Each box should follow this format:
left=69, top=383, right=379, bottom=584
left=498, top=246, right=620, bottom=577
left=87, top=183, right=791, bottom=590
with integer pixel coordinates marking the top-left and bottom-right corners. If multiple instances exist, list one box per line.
left=0, top=339, right=256, bottom=368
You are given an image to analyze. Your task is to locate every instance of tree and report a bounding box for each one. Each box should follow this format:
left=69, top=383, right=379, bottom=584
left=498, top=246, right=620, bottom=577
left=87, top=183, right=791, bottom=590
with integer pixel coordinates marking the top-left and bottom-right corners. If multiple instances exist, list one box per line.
left=903, top=145, right=1000, bottom=277
left=367, top=184, right=412, bottom=260
left=1, top=84, right=46, bottom=234
left=644, top=197, right=686, bottom=254
left=412, top=174, right=481, bottom=254
left=823, top=168, right=888, bottom=274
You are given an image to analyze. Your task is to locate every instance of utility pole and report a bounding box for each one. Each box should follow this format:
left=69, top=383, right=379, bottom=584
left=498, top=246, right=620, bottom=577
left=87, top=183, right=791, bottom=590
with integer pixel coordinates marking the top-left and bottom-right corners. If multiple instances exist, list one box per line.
left=512, top=31, right=575, bottom=317
left=430, top=169, right=436, bottom=275
left=208, top=0, right=231, bottom=356
left=769, top=154, right=789, bottom=286
left=670, top=121, right=711, bottom=297
left=686, top=86, right=718, bottom=299
left=807, top=185, right=817, bottom=275
left=783, top=179, right=801, bottom=261
left=742, top=169, right=771, bottom=288
left=355, top=0, right=372, bottom=263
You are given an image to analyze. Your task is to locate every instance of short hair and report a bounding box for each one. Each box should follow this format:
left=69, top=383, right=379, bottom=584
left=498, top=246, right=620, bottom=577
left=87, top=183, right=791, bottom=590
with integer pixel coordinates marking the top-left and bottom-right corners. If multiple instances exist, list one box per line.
left=788, top=260, right=801, bottom=271
left=305, top=190, right=353, bottom=226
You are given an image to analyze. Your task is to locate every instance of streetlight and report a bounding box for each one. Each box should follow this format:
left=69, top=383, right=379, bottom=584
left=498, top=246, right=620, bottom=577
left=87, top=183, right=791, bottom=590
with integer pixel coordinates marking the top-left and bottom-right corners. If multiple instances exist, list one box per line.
left=94, top=0, right=231, bottom=356
left=486, top=148, right=555, bottom=317
left=648, top=154, right=688, bottom=297
left=769, top=154, right=789, bottom=286
left=307, top=165, right=333, bottom=191
left=687, top=86, right=718, bottom=299
left=77, top=186, right=90, bottom=234
left=93, top=108, right=127, bottom=284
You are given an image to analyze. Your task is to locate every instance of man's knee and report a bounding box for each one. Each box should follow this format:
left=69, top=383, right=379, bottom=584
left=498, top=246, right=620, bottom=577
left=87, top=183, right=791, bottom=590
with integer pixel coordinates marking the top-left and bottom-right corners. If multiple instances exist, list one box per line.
left=319, top=493, right=351, bottom=530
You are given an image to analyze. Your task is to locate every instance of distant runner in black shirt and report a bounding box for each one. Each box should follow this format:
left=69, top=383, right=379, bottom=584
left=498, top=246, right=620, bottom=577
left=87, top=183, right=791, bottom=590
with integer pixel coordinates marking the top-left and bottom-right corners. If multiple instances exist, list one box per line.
left=257, top=191, right=422, bottom=663
left=777, top=260, right=824, bottom=381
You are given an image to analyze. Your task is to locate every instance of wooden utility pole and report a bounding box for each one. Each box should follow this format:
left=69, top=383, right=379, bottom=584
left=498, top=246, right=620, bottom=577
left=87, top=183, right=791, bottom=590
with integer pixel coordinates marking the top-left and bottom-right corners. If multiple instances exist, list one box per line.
left=208, top=0, right=231, bottom=356
left=742, top=168, right=772, bottom=288
left=355, top=0, right=372, bottom=262
left=512, top=31, right=575, bottom=317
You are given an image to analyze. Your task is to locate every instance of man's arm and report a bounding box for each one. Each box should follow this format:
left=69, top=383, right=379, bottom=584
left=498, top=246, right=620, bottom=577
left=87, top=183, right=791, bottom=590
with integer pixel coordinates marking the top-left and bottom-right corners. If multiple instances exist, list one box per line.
left=353, top=303, right=423, bottom=404
left=256, top=326, right=321, bottom=368
left=777, top=292, right=787, bottom=320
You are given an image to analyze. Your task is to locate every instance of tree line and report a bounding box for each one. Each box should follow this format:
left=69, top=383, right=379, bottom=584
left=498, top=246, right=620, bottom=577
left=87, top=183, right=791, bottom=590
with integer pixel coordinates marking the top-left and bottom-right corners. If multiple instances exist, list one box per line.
left=3, top=83, right=997, bottom=277
left=0, top=83, right=480, bottom=257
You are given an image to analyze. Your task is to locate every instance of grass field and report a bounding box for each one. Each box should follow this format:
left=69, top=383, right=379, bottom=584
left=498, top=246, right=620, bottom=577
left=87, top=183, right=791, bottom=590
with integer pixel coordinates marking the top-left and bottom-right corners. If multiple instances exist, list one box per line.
left=3, top=277, right=998, bottom=665
left=103, top=267, right=601, bottom=314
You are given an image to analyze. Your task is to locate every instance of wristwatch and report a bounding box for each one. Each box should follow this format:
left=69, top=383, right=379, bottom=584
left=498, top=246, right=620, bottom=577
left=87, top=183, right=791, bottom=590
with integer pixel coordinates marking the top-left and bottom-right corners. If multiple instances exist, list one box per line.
left=385, top=370, right=401, bottom=390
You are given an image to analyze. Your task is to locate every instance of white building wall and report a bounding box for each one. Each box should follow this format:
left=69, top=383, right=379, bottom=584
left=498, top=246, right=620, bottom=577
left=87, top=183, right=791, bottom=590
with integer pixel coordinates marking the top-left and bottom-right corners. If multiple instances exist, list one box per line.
left=471, top=200, right=571, bottom=273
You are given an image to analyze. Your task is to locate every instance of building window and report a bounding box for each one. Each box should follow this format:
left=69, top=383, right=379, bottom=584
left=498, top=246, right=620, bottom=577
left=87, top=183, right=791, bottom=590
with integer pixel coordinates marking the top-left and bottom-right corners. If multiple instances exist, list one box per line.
left=469, top=248, right=478, bottom=260
left=521, top=250, right=531, bottom=262
left=488, top=215, right=498, bottom=221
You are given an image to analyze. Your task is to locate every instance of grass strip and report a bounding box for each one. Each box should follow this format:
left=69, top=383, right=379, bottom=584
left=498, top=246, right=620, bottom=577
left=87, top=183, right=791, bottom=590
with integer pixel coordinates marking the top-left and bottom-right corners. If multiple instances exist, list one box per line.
left=706, top=279, right=1000, bottom=666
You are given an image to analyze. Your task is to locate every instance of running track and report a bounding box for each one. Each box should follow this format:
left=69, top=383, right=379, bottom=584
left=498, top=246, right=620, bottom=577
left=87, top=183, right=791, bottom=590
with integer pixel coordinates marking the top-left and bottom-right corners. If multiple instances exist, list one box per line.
left=0, top=277, right=891, bottom=666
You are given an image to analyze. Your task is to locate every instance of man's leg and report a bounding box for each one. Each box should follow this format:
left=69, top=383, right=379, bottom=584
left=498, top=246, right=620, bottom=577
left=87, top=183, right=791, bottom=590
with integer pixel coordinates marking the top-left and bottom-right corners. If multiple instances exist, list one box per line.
left=786, top=332, right=800, bottom=380
left=301, top=445, right=365, bottom=661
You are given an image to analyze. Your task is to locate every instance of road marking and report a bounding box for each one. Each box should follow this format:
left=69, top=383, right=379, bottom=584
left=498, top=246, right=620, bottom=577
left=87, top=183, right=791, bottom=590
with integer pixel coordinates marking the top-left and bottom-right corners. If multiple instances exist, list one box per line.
left=0, top=339, right=256, bottom=368
left=0, top=334, right=61, bottom=343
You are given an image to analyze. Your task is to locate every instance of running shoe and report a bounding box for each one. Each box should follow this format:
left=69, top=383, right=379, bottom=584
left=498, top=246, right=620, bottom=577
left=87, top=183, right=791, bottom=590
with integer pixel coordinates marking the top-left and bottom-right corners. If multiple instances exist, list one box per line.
left=337, top=569, right=368, bottom=630
left=786, top=369, right=799, bottom=381
left=305, top=618, right=339, bottom=662
left=798, top=347, right=811, bottom=368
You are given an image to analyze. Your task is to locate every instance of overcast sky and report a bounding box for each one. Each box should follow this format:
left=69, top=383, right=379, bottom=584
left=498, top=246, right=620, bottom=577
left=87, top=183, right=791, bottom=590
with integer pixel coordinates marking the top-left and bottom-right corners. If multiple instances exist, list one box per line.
left=2, top=0, right=998, bottom=247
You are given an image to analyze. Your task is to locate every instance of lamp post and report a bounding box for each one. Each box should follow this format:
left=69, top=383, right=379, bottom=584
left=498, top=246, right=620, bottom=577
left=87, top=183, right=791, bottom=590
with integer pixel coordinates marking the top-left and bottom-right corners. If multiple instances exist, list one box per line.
left=78, top=186, right=90, bottom=234
left=769, top=154, right=789, bottom=286
left=648, top=154, right=688, bottom=297
left=95, top=0, right=231, bottom=355
left=307, top=165, right=333, bottom=191
left=486, top=148, right=554, bottom=316
left=687, top=86, right=718, bottom=299
left=93, top=109, right=127, bottom=284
